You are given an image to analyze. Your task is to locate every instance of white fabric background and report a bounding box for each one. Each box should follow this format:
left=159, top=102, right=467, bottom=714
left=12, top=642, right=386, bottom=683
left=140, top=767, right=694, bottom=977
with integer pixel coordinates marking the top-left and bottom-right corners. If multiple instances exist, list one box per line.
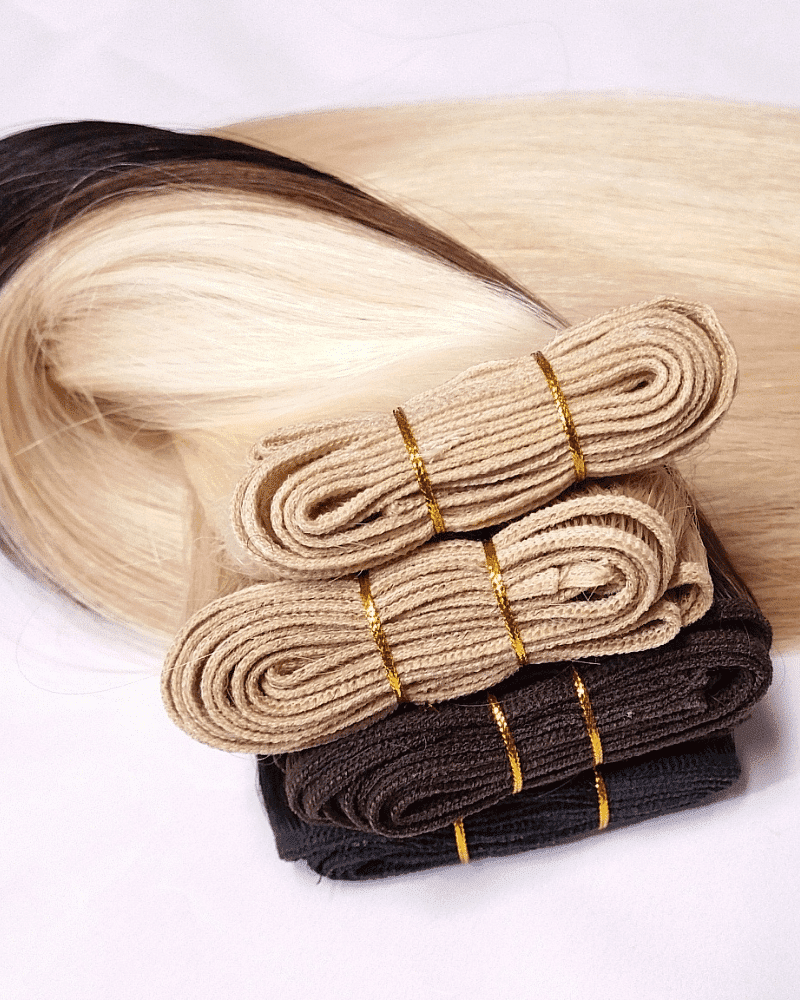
left=1, top=3, right=798, bottom=998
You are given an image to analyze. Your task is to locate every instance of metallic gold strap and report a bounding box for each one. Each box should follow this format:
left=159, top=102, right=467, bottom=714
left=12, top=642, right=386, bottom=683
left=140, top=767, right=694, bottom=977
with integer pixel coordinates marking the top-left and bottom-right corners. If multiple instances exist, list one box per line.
left=454, top=817, right=470, bottom=864
left=359, top=574, right=406, bottom=702
left=594, top=771, right=610, bottom=831
left=570, top=668, right=603, bottom=767
left=571, top=668, right=610, bottom=830
left=533, top=352, right=586, bottom=481
left=483, top=539, right=526, bottom=665
left=393, top=406, right=446, bottom=534
left=487, top=694, right=523, bottom=794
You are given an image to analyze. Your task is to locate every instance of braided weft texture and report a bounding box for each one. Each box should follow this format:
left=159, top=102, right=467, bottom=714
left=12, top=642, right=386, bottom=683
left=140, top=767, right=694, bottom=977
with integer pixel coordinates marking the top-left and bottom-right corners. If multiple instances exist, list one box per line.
left=232, top=297, right=736, bottom=579
left=162, top=469, right=711, bottom=754
left=279, top=586, right=770, bottom=836
left=261, top=735, right=741, bottom=880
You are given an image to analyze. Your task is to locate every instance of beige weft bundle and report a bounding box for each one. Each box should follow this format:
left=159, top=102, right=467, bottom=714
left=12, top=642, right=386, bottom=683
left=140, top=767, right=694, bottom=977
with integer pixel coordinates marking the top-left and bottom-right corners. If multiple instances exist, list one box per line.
left=164, top=468, right=712, bottom=754
left=232, top=297, right=736, bottom=581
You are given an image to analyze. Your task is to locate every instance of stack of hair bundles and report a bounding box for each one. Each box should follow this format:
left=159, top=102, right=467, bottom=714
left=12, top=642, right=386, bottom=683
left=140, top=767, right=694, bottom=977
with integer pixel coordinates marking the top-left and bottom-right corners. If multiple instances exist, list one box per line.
left=278, top=572, right=771, bottom=837
left=164, top=281, right=768, bottom=877
left=0, top=105, right=781, bottom=880
left=165, top=282, right=768, bottom=878
left=163, top=467, right=713, bottom=753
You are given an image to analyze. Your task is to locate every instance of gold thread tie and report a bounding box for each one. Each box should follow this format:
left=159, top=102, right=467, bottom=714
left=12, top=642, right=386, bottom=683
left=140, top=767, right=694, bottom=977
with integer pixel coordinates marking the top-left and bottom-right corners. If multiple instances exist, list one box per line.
left=393, top=406, right=446, bottom=534
left=454, top=817, right=470, bottom=864
left=594, top=772, right=610, bottom=830
left=571, top=668, right=603, bottom=767
left=483, top=539, right=526, bottom=665
left=487, top=694, right=523, bottom=794
left=534, top=352, right=586, bottom=481
left=359, top=574, right=406, bottom=702
left=571, top=667, right=610, bottom=830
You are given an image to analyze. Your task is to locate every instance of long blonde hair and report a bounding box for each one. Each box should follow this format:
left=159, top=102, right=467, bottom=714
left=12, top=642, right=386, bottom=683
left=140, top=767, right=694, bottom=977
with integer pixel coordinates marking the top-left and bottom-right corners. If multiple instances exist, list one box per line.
left=1, top=96, right=797, bottom=647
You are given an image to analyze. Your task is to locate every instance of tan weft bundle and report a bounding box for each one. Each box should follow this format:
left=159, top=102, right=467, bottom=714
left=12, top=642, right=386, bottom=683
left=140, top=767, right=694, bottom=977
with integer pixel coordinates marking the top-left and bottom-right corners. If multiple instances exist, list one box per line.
left=162, top=468, right=712, bottom=754
left=232, top=297, right=736, bottom=580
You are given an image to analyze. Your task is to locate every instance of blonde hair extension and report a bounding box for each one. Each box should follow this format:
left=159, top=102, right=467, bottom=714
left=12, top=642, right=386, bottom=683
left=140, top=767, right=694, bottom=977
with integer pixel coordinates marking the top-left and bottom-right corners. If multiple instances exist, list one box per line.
left=0, top=98, right=797, bottom=650
left=220, top=95, right=800, bottom=647
left=0, top=143, right=561, bottom=635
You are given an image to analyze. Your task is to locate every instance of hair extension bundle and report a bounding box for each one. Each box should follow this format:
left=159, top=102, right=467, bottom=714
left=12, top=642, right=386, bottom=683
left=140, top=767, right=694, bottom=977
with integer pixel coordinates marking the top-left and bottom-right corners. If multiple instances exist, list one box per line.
left=261, top=735, right=741, bottom=880
left=162, top=468, right=712, bottom=754
left=0, top=103, right=786, bottom=888
left=232, top=297, right=736, bottom=580
left=278, top=583, right=770, bottom=836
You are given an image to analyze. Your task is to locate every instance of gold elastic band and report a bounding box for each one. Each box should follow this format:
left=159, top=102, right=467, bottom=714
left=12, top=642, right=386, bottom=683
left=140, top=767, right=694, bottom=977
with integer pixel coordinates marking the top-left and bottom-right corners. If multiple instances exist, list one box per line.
left=454, top=817, right=470, bottom=864
left=571, top=668, right=603, bottom=767
left=594, top=772, right=610, bottom=831
left=483, top=539, right=526, bottom=665
left=571, top=668, right=610, bottom=831
left=487, top=694, right=523, bottom=794
left=359, top=574, right=406, bottom=702
left=534, top=352, right=586, bottom=481
left=393, top=406, right=446, bottom=534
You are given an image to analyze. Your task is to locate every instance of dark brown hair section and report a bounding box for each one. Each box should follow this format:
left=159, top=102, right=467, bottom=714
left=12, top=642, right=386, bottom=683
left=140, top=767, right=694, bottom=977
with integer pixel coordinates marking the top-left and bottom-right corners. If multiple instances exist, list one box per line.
left=0, top=120, right=556, bottom=316
left=696, top=508, right=759, bottom=607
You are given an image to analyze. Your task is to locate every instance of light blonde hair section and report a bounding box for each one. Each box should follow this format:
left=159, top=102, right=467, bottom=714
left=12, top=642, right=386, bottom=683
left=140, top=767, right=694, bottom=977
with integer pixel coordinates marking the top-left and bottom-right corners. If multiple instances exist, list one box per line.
left=221, top=95, right=800, bottom=648
left=0, top=184, right=558, bottom=636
